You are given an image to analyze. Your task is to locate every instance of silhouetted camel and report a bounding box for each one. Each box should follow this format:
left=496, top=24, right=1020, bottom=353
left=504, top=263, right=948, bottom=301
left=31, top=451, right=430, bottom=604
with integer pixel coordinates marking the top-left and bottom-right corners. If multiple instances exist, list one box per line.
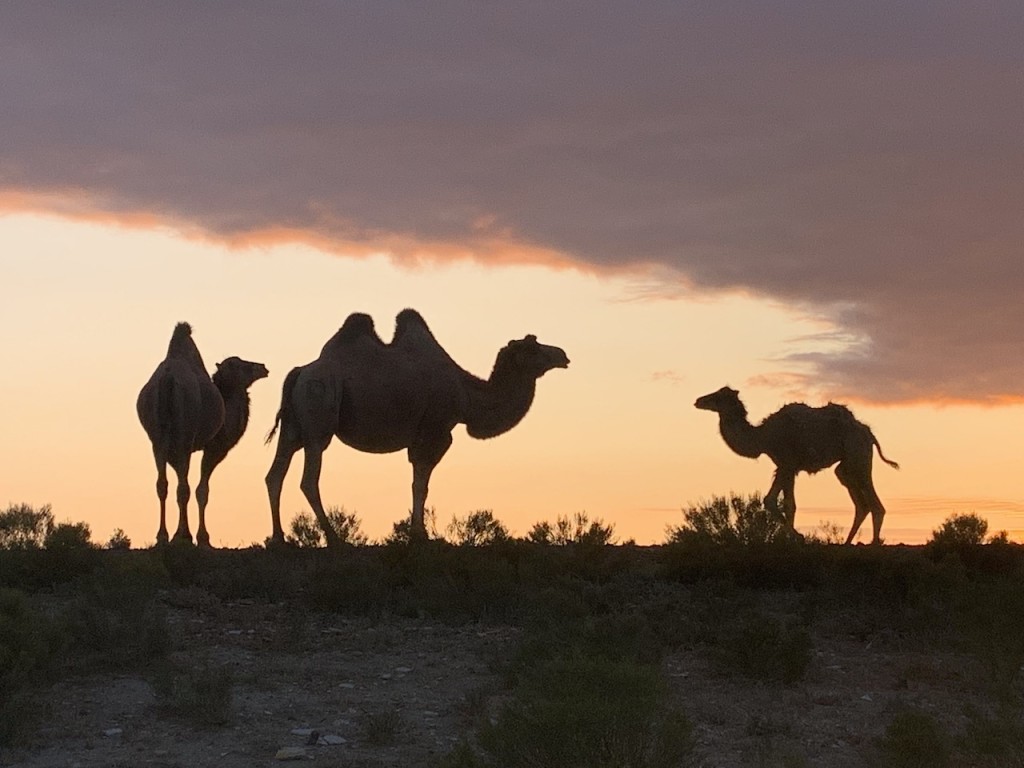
left=265, top=309, right=569, bottom=545
left=694, top=386, right=899, bottom=544
left=137, top=324, right=268, bottom=545
left=194, top=356, right=270, bottom=545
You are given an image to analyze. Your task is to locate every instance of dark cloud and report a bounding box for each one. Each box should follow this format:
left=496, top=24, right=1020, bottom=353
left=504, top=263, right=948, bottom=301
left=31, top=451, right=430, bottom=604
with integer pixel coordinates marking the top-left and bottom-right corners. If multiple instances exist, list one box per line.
left=2, top=2, right=1023, bottom=402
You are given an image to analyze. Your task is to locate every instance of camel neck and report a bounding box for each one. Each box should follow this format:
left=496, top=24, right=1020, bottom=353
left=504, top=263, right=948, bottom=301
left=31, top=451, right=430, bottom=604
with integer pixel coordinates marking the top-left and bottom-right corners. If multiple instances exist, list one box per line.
left=717, top=411, right=763, bottom=459
left=462, top=370, right=537, bottom=440
left=213, top=379, right=252, bottom=448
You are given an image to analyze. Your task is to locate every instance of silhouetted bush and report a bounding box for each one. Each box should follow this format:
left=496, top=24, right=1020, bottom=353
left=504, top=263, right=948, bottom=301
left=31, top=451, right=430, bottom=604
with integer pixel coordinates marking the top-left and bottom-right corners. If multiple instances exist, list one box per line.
left=929, top=512, right=989, bottom=547
left=105, top=528, right=131, bottom=550
left=288, top=506, right=368, bottom=547
left=447, top=509, right=510, bottom=545
left=383, top=507, right=440, bottom=544
left=44, top=521, right=96, bottom=550
left=668, top=492, right=792, bottom=546
left=0, top=503, right=55, bottom=550
left=526, top=512, right=615, bottom=545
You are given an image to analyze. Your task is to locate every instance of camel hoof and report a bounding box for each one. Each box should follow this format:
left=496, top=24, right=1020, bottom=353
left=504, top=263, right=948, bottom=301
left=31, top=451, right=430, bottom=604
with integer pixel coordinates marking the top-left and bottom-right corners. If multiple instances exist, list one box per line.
left=196, top=532, right=212, bottom=548
left=170, top=531, right=194, bottom=546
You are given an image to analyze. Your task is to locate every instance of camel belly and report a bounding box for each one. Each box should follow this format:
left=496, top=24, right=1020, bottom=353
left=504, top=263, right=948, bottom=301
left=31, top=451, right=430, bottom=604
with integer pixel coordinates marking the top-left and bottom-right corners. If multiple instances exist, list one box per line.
left=337, top=431, right=409, bottom=454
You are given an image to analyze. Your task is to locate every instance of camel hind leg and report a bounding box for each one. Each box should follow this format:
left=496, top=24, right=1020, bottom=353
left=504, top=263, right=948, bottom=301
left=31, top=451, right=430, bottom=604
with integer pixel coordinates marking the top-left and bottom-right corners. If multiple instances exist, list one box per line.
left=265, top=426, right=302, bottom=545
left=151, top=447, right=170, bottom=545
left=836, top=459, right=878, bottom=544
left=298, top=436, right=342, bottom=548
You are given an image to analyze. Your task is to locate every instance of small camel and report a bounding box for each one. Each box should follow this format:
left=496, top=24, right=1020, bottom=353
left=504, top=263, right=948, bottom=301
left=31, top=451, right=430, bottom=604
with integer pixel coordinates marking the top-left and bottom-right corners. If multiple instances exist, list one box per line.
left=264, top=309, right=569, bottom=545
left=694, top=386, right=899, bottom=544
left=137, top=323, right=268, bottom=546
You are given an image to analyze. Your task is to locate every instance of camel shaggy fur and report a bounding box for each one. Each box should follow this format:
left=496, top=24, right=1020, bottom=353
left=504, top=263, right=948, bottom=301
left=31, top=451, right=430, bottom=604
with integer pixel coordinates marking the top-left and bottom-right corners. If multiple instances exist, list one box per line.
left=264, top=309, right=569, bottom=545
left=137, top=323, right=268, bottom=545
left=694, top=386, right=899, bottom=544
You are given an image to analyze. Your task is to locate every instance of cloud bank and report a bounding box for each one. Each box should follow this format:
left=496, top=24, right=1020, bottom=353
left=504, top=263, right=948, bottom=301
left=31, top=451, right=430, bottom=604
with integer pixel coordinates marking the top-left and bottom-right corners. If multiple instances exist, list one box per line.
left=2, top=2, right=1022, bottom=402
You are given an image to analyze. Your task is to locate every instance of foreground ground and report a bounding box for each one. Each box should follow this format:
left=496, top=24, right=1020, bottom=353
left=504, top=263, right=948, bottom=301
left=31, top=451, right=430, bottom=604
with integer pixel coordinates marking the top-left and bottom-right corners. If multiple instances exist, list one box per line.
left=2, top=542, right=1023, bottom=767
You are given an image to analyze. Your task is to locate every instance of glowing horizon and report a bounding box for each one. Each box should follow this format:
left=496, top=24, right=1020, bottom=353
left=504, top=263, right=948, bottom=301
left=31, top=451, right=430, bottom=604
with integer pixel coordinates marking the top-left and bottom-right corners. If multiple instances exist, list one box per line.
left=2, top=212, right=1022, bottom=549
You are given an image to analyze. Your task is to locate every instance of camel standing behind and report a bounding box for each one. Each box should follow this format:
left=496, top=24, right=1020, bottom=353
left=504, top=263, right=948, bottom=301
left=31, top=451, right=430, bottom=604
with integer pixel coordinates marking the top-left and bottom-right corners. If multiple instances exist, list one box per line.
left=694, top=386, right=899, bottom=544
left=137, top=323, right=268, bottom=545
left=264, top=309, right=569, bottom=545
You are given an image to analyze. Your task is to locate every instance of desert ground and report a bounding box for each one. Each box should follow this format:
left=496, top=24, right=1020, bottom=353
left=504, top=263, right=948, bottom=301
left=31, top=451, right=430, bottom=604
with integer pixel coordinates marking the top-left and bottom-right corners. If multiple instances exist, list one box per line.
left=2, top=539, right=1023, bottom=768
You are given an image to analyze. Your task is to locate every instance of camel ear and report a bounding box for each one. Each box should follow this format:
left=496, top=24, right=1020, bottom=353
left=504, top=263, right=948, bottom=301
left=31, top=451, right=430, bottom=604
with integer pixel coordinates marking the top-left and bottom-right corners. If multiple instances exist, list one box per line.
left=215, top=362, right=221, bottom=369
left=524, top=334, right=537, bottom=343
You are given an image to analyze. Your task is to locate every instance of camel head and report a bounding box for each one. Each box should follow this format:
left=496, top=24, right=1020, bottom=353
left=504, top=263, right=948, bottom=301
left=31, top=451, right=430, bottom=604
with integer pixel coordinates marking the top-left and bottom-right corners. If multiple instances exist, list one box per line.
left=694, top=386, right=744, bottom=415
left=213, top=357, right=270, bottom=390
left=495, top=334, right=570, bottom=380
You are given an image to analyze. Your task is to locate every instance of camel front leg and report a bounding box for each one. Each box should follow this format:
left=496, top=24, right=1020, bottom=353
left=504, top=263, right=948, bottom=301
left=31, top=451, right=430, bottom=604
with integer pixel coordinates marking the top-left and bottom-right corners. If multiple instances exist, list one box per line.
left=408, top=434, right=453, bottom=540
left=298, top=436, right=340, bottom=548
left=779, top=472, right=797, bottom=530
left=195, top=449, right=225, bottom=548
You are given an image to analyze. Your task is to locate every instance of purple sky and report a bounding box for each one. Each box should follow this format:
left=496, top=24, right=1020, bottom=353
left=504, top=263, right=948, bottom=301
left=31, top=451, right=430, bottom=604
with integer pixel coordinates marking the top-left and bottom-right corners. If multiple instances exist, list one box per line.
left=2, top=2, right=1023, bottom=402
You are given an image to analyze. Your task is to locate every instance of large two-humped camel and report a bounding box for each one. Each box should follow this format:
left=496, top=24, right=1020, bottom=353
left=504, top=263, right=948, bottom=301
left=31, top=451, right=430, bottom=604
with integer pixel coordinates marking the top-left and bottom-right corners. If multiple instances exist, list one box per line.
left=694, top=386, right=899, bottom=544
left=264, top=309, right=569, bottom=546
left=137, top=323, right=269, bottom=546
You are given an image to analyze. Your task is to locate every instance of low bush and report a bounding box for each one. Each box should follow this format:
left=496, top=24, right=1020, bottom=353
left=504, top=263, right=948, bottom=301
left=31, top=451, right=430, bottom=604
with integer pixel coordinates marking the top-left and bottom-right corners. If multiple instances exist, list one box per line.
left=481, top=655, right=694, bottom=768
left=713, top=610, right=812, bottom=684
left=877, top=709, right=950, bottom=768
left=526, top=512, right=615, bottom=546
left=0, top=503, right=55, bottom=550
left=288, top=506, right=368, bottom=547
left=153, top=661, right=233, bottom=726
left=45, top=521, right=96, bottom=550
left=0, top=588, right=65, bottom=744
left=448, top=509, right=510, bottom=546
left=668, top=492, right=792, bottom=547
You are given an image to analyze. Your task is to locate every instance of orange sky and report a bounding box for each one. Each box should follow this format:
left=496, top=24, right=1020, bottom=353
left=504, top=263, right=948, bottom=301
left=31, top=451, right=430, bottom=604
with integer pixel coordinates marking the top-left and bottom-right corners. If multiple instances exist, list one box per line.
left=2, top=212, right=1023, bottom=547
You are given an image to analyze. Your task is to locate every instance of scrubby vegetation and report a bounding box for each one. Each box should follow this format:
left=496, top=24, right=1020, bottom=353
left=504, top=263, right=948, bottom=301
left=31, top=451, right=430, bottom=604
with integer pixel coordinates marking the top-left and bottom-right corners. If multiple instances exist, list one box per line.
left=2, top=497, right=1024, bottom=764
left=526, top=511, right=616, bottom=545
left=287, top=506, right=368, bottom=547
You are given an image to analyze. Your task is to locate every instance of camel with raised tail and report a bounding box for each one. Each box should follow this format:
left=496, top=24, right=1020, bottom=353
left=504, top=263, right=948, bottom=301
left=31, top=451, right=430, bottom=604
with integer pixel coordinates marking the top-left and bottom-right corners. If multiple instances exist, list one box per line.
left=694, top=386, right=899, bottom=544
left=137, top=323, right=268, bottom=545
left=265, top=309, right=569, bottom=545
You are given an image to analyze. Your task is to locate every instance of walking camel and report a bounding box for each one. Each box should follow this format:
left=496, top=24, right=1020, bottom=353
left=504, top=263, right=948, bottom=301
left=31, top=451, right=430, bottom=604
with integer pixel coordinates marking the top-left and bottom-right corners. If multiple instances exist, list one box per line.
left=264, top=309, right=569, bottom=545
left=694, top=386, right=899, bottom=544
left=137, top=323, right=268, bottom=546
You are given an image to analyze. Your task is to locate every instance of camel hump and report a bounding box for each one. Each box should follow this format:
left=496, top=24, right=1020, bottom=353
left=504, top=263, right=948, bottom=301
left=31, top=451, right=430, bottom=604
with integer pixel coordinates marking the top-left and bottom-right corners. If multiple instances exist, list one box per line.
left=394, top=308, right=432, bottom=340
left=166, top=321, right=206, bottom=367
left=337, top=313, right=381, bottom=343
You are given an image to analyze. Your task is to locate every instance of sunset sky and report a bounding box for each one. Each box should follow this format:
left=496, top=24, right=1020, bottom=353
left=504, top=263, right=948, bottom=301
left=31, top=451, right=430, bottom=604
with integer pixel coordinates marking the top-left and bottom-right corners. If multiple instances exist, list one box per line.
left=2, top=3, right=1023, bottom=547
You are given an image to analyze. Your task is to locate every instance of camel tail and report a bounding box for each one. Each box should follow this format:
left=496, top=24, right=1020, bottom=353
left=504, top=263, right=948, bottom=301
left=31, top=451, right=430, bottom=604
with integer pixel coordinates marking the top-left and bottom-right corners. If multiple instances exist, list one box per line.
left=872, top=434, right=900, bottom=470
left=265, top=366, right=302, bottom=445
